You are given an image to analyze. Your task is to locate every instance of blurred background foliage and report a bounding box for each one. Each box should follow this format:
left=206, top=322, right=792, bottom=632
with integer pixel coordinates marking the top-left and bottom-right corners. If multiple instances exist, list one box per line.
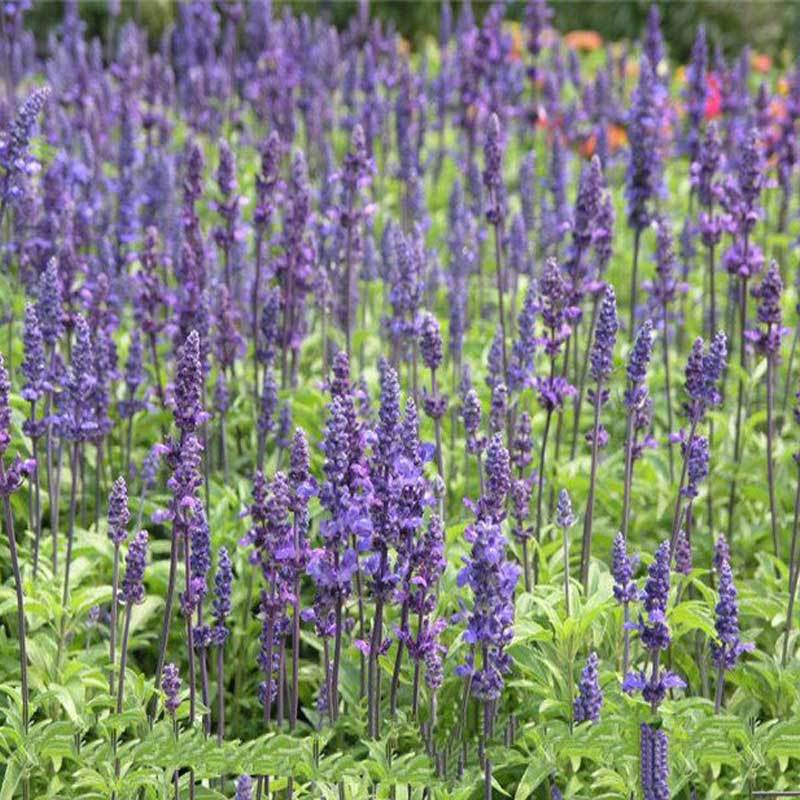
left=21, top=0, right=800, bottom=65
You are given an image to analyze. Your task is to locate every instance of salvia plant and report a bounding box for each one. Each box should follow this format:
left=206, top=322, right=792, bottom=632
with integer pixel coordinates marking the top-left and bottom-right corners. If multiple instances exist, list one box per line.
left=0, top=3, right=798, bottom=799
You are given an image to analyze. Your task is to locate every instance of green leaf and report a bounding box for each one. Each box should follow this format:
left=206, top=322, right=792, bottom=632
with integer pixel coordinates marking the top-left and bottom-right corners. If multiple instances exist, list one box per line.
left=514, top=760, right=551, bottom=800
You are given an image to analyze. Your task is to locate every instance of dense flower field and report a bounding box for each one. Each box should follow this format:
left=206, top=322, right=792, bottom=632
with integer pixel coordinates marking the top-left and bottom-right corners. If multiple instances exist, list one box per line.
left=1, top=1, right=800, bottom=798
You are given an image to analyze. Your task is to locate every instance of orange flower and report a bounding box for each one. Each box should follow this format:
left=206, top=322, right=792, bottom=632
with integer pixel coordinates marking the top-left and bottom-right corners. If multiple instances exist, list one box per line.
left=769, top=97, right=788, bottom=123
left=751, top=52, right=772, bottom=74
left=579, top=134, right=597, bottom=159
left=777, top=78, right=790, bottom=96
left=396, top=37, right=410, bottom=57
left=608, top=124, right=628, bottom=153
left=563, top=30, right=603, bottom=53
left=508, top=22, right=524, bottom=62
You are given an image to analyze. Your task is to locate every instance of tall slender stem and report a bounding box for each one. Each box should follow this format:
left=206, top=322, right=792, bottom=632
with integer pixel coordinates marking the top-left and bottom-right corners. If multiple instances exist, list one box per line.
left=29, top=402, right=42, bottom=578
left=152, top=511, right=180, bottom=722
left=483, top=699, right=492, bottom=800
left=620, top=413, right=635, bottom=541
left=344, top=218, right=354, bottom=361
left=562, top=526, right=571, bottom=616
left=58, top=443, right=80, bottom=659
left=368, top=588, right=385, bottom=738
left=492, top=217, right=508, bottom=385
left=727, top=275, right=749, bottom=541
left=217, top=645, right=225, bottom=744
left=252, top=227, right=264, bottom=406
left=708, top=244, right=717, bottom=342
left=670, top=421, right=698, bottom=554
left=661, top=307, right=675, bottom=482
left=766, top=354, right=780, bottom=558
left=114, top=600, right=133, bottom=785
left=781, top=467, right=800, bottom=667
left=331, top=599, right=343, bottom=721
left=570, top=296, right=599, bottom=460
left=148, top=333, right=166, bottom=408
left=580, top=385, right=603, bottom=591
left=0, top=463, right=30, bottom=800
left=782, top=323, right=800, bottom=428
left=629, top=228, right=642, bottom=340
left=183, top=537, right=197, bottom=800
left=532, top=409, right=553, bottom=587
left=290, top=570, right=300, bottom=729
left=109, top=544, right=120, bottom=697
left=714, top=662, right=725, bottom=714
left=622, top=603, right=631, bottom=676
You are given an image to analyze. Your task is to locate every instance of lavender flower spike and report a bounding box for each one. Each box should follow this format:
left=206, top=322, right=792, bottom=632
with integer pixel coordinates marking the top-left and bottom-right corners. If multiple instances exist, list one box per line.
left=640, top=723, right=670, bottom=800
left=162, top=662, right=182, bottom=717
left=712, top=538, right=752, bottom=712
left=121, top=531, right=149, bottom=605
left=573, top=651, right=603, bottom=724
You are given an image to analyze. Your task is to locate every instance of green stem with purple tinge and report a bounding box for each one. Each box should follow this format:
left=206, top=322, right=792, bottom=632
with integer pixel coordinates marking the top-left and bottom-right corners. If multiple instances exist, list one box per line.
left=491, top=205, right=508, bottom=388
left=765, top=352, right=780, bottom=559
left=629, top=227, right=642, bottom=340
left=727, top=269, right=749, bottom=542
left=580, top=383, right=603, bottom=591
left=0, top=461, right=30, bottom=800
left=113, top=600, right=133, bottom=785
left=781, top=467, right=800, bottom=667
left=620, top=414, right=635, bottom=541
left=532, top=407, right=553, bottom=589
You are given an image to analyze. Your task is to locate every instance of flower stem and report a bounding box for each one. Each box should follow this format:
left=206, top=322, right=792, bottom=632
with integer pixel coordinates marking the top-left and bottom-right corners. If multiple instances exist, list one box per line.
left=629, top=227, right=641, bottom=340
left=620, top=414, right=635, bottom=541
left=714, top=661, right=726, bottom=714
left=113, top=599, right=133, bottom=787
left=491, top=216, right=508, bottom=386
left=781, top=466, right=800, bottom=667
left=570, top=295, right=599, bottom=460
left=580, top=383, right=603, bottom=591
left=58, top=442, right=80, bottom=660
left=152, top=511, right=180, bottom=724
left=661, top=306, right=675, bottom=482
left=532, top=409, right=553, bottom=587
left=0, top=462, right=30, bottom=800
left=483, top=700, right=492, bottom=800
left=766, top=354, right=780, bottom=559
left=109, top=544, right=120, bottom=696
left=726, top=274, right=749, bottom=541
left=217, top=644, right=225, bottom=744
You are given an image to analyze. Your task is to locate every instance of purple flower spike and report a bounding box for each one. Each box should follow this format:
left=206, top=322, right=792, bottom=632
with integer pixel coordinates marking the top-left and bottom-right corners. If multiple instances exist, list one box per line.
left=711, top=541, right=753, bottom=673
left=483, top=112, right=505, bottom=225
left=121, top=531, right=149, bottom=605
left=612, top=533, right=638, bottom=604
left=174, top=330, right=204, bottom=434
left=21, top=304, right=46, bottom=404
left=556, top=489, right=576, bottom=529
left=749, top=261, right=785, bottom=356
left=419, top=311, right=443, bottom=372
left=626, top=56, right=661, bottom=232
left=212, top=546, right=233, bottom=646
left=36, top=258, right=63, bottom=347
left=674, top=529, right=692, bottom=576
left=162, top=662, right=181, bottom=717
left=58, top=315, right=97, bottom=442
left=573, top=651, right=603, bottom=724
left=462, top=388, right=485, bottom=456
left=235, top=775, right=253, bottom=800
left=640, top=723, right=670, bottom=800
left=108, top=476, right=130, bottom=546
left=590, top=285, right=618, bottom=384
